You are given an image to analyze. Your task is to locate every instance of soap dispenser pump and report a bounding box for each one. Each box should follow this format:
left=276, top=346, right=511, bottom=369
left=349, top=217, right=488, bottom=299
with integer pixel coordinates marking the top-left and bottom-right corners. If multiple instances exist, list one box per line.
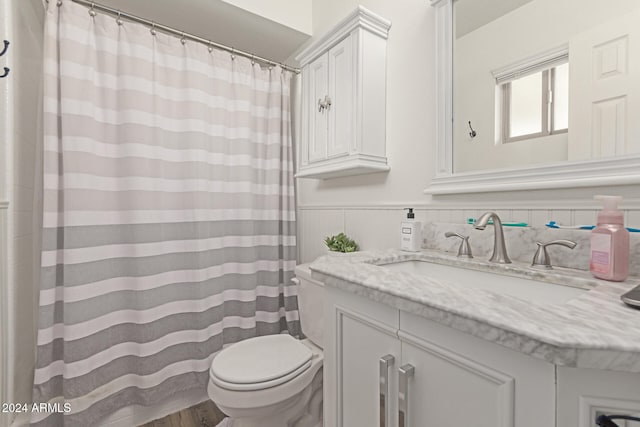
left=590, top=195, right=629, bottom=281
left=401, top=208, right=422, bottom=252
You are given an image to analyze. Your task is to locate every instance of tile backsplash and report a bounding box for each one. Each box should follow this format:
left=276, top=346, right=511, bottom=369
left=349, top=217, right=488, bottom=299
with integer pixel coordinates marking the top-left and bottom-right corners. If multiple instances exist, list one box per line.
left=424, top=222, right=640, bottom=276
left=298, top=206, right=640, bottom=277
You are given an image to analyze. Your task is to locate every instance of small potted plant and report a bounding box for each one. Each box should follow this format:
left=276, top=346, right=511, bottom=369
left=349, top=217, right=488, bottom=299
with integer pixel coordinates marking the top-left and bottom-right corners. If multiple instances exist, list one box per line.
left=324, top=233, right=359, bottom=254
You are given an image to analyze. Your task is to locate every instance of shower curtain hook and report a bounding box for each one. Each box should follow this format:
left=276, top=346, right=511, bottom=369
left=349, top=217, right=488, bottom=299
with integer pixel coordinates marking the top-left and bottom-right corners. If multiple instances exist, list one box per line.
left=56, top=0, right=62, bottom=6
left=230, top=48, right=235, bottom=60
left=251, top=55, right=255, bottom=65
left=208, top=41, right=213, bottom=53
left=89, top=2, right=96, bottom=17
left=150, top=22, right=156, bottom=36
left=180, top=32, right=186, bottom=45
left=116, top=10, right=123, bottom=26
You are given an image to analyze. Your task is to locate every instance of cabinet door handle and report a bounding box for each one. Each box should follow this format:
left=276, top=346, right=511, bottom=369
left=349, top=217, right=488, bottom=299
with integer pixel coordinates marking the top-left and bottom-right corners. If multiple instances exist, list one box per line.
left=398, top=364, right=415, bottom=427
left=324, top=95, right=332, bottom=110
left=379, top=354, right=395, bottom=427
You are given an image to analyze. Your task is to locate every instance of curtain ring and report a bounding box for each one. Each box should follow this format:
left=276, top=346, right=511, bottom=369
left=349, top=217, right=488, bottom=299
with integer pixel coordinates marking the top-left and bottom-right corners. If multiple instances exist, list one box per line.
left=180, top=32, right=186, bottom=45
left=208, top=41, right=213, bottom=53
left=89, top=2, right=96, bottom=17
left=116, top=10, right=123, bottom=26
left=150, top=22, right=156, bottom=36
left=230, top=48, right=235, bottom=60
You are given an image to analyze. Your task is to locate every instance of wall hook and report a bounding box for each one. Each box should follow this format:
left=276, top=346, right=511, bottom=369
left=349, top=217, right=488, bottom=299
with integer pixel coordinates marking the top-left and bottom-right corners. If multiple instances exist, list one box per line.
left=0, top=40, right=9, bottom=57
left=0, top=67, right=9, bottom=78
left=468, top=121, right=477, bottom=138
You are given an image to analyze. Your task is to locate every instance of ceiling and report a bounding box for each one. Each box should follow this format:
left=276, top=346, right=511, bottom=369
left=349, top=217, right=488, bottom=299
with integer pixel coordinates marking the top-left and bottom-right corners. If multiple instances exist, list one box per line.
left=94, top=0, right=311, bottom=64
left=456, top=0, right=533, bottom=39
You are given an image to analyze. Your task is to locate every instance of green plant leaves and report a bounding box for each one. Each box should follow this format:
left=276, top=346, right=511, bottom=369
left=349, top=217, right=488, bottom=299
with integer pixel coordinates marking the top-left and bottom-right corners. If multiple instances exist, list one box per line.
left=324, top=232, right=359, bottom=253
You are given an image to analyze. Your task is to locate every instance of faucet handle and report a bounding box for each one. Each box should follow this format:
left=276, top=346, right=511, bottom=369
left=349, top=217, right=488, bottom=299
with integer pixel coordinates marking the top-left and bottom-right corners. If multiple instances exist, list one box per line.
left=445, top=232, right=473, bottom=258
left=531, top=240, right=577, bottom=270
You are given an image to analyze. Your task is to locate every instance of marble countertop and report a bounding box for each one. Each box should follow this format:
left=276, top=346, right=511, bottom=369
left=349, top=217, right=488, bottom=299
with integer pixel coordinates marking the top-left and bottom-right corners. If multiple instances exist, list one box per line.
left=310, top=249, right=640, bottom=372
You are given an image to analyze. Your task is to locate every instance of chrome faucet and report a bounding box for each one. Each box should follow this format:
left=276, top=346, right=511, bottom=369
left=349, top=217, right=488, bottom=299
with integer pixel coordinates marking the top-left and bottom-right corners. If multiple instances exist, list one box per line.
left=474, top=212, right=511, bottom=264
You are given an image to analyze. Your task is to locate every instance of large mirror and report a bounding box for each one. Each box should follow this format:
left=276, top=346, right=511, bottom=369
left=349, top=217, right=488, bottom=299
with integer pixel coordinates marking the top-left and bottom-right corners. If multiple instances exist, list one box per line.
left=428, top=0, right=640, bottom=194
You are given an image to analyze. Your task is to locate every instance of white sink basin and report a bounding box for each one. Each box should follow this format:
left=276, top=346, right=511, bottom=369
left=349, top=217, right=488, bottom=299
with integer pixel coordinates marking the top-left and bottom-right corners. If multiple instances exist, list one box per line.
left=381, top=260, right=587, bottom=304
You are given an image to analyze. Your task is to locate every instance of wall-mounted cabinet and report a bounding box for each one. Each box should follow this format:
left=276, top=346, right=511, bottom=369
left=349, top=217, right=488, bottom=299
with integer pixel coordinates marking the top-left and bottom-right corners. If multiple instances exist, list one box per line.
left=295, top=6, right=391, bottom=179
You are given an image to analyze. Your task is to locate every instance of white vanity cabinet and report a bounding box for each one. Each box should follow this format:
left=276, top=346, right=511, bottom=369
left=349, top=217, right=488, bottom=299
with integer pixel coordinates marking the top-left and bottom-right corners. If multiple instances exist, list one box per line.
left=557, top=367, right=640, bottom=427
left=323, top=284, right=401, bottom=427
left=324, top=286, right=556, bottom=427
left=295, top=6, right=391, bottom=179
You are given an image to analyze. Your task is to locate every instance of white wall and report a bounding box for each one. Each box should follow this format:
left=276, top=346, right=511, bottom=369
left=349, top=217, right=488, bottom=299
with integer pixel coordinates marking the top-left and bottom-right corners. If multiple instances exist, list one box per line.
left=295, top=0, right=640, bottom=263
left=0, top=1, right=44, bottom=425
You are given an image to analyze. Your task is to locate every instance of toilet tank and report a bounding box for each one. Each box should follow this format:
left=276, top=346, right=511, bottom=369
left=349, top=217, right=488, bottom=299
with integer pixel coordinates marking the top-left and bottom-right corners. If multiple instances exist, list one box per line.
left=293, top=263, right=324, bottom=349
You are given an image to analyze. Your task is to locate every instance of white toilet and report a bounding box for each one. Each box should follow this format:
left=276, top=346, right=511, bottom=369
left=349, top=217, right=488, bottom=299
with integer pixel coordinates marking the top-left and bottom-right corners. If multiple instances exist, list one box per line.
left=207, top=264, right=324, bottom=427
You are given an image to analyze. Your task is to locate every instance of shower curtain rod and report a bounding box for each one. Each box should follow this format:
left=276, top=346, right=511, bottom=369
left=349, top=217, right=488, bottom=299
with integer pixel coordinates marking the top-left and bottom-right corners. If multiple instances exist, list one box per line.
left=68, top=0, right=301, bottom=73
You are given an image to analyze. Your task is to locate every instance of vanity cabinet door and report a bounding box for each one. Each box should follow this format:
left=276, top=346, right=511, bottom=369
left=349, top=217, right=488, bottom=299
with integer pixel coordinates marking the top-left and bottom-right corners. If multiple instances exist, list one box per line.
left=399, top=335, right=515, bottom=427
left=324, top=286, right=400, bottom=427
left=400, top=311, right=556, bottom=427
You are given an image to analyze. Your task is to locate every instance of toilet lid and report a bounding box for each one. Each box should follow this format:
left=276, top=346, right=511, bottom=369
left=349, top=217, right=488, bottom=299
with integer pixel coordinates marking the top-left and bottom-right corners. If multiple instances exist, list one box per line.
left=210, top=335, right=313, bottom=389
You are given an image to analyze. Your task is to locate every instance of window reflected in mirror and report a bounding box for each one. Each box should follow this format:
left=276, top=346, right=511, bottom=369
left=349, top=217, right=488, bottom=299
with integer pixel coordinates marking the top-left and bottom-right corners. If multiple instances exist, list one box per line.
left=500, top=62, right=568, bottom=143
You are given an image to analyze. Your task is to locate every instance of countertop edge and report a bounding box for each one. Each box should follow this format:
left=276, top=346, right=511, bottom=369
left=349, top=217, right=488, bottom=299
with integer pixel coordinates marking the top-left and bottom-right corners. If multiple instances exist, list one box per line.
left=309, top=250, right=640, bottom=373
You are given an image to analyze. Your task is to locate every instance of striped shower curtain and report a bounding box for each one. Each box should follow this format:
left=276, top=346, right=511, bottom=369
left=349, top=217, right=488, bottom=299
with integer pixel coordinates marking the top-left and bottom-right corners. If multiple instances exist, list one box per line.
left=32, top=1, right=299, bottom=425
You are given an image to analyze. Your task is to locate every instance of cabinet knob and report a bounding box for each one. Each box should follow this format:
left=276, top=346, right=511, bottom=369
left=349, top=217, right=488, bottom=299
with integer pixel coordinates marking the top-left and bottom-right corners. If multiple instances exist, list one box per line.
left=318, top=95, right=332, bottom=112
left=324, top=95, right=332, bottom=110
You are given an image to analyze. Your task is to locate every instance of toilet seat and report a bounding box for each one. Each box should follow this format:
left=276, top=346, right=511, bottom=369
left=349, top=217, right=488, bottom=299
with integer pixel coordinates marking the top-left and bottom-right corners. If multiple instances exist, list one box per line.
left=210, top=334, right=313, bottom=391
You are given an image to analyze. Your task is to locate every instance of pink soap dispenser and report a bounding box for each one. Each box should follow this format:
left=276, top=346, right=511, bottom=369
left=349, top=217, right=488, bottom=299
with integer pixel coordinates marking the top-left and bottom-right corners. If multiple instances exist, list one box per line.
left=590, top=195, right=629, bottom=281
